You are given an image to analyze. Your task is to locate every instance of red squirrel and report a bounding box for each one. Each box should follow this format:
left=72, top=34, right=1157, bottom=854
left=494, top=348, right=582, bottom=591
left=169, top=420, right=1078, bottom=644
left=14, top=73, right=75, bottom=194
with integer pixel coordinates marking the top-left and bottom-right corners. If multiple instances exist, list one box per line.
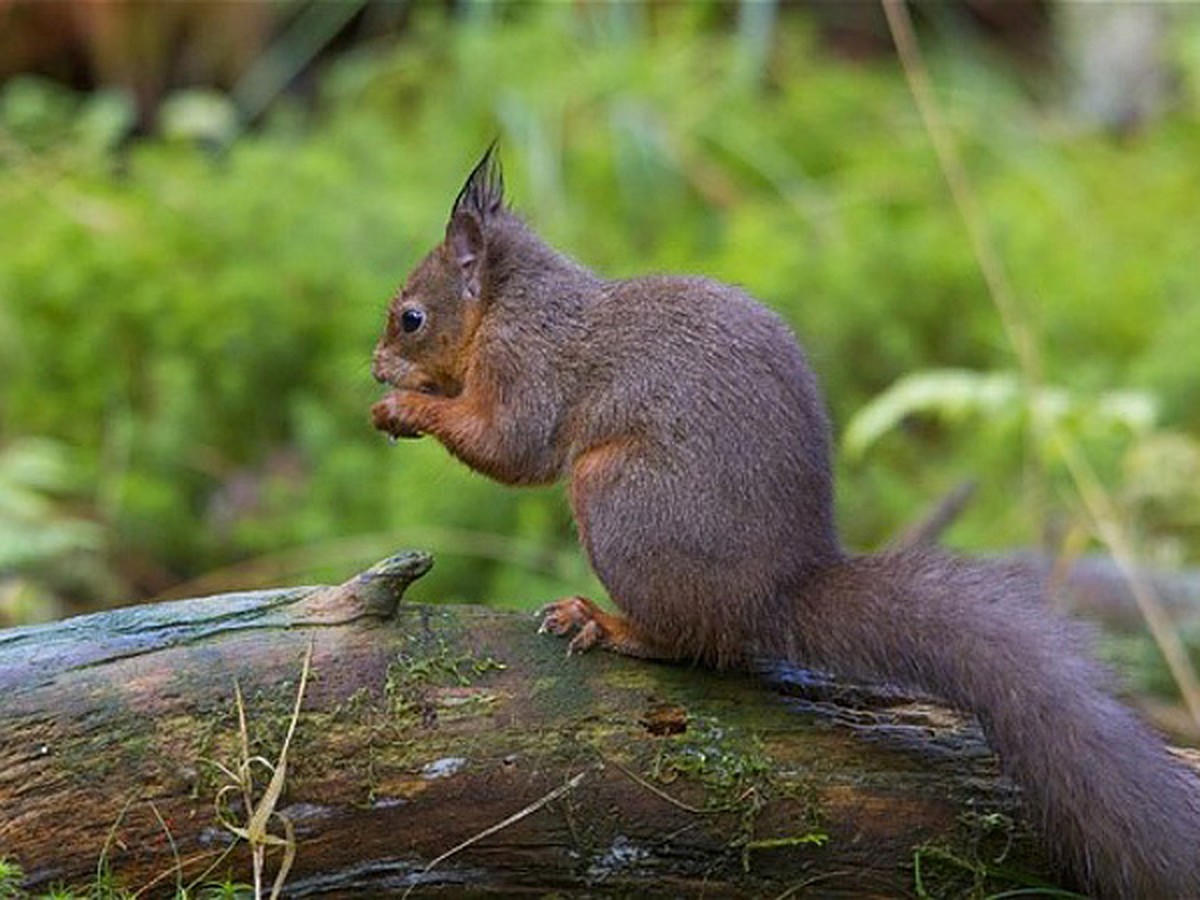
left=371, top=146, right=1200, bottom=898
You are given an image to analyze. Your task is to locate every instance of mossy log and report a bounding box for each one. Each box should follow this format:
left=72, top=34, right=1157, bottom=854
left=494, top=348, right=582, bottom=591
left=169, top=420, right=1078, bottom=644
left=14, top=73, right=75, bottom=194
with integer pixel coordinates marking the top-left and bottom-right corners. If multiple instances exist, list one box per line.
left=2, top=551, right=1074, bottom=897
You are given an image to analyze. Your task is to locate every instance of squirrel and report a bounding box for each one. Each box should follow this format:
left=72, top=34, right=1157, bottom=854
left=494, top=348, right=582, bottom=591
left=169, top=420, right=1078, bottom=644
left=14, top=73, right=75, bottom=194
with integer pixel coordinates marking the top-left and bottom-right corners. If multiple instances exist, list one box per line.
left=371, top=145, right=1200, bottom=898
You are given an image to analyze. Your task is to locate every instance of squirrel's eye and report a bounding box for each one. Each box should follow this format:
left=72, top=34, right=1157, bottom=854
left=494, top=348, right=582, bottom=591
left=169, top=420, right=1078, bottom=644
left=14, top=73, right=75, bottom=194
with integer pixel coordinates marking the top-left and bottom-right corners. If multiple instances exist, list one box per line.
left=399, top=308, right=426, bottom=334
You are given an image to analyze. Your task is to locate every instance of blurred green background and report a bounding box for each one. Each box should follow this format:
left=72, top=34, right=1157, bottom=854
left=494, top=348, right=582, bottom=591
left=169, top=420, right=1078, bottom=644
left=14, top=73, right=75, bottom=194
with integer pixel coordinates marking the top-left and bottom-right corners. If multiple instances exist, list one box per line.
left=2, top=0, right=1200, bottom=650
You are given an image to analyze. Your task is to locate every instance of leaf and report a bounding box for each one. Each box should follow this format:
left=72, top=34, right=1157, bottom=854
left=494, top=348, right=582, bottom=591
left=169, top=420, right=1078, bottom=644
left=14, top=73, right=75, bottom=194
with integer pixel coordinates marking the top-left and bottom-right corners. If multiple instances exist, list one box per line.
left=843, top=369, right=1022, bottom=459
left=843, top=369, right=1158, bottom=461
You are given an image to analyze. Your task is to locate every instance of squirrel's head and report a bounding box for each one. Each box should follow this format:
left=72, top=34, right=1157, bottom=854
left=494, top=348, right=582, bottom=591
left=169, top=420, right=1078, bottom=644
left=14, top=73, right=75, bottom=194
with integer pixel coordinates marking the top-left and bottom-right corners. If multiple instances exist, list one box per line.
left=372, top=144, right=505, bottom=397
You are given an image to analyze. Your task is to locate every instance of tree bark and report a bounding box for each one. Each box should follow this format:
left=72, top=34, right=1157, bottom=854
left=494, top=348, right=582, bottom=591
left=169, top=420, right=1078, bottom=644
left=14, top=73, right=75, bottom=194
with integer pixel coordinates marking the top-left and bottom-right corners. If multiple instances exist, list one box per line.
left=0, top=551, right=1111, bottom=897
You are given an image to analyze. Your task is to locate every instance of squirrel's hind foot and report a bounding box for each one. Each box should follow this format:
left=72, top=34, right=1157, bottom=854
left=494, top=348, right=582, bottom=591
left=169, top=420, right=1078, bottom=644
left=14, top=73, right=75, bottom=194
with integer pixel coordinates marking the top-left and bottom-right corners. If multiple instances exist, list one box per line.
left=538, top=596, right=606, bottom=656
left=538, top=596, right=672, bottom=661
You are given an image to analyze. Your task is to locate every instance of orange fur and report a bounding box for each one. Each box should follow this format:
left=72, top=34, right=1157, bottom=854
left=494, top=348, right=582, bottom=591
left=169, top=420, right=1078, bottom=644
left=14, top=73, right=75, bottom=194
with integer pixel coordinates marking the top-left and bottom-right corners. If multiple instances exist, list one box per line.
left=568, top=437, right=637, bottom=544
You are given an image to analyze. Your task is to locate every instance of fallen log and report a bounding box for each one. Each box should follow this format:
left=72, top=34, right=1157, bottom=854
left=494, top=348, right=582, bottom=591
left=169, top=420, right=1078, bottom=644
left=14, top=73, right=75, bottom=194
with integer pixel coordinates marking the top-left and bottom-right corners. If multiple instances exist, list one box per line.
left=0, top=550, right=1109, bottom=897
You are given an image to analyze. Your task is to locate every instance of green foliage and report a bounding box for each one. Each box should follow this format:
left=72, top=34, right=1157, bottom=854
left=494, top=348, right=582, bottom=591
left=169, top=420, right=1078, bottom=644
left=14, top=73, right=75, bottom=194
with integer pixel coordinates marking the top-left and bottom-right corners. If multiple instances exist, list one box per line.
left=844, top=370, right=1158, bottom=462
left=0, top=438, right=101, bottom=571
left=0, top=438, right=112, bottom=624
left=0, top=859, right=23, bottom=900
left=0, top=855, right=250, bottom=900
left=196, top=883, right=253, bottom=900
left=2, top=5, right=1200, bottom=616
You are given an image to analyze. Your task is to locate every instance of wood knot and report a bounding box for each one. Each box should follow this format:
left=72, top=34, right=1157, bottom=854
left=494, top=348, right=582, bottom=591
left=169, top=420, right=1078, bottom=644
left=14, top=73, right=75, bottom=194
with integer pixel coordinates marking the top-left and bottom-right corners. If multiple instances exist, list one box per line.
left=639, top=703, right=688, bottom=736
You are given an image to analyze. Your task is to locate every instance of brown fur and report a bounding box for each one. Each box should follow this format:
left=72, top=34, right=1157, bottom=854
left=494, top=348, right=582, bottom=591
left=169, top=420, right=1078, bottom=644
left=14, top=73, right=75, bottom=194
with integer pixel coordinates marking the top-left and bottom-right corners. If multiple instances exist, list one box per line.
left=371, top=147, right=1200, bottom=898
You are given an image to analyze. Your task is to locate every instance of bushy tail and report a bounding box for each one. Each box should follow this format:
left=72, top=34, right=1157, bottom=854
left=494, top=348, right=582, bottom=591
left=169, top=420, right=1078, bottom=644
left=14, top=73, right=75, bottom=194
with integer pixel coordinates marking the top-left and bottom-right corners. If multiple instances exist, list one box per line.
left=778, top=549, right=1200, bottom=898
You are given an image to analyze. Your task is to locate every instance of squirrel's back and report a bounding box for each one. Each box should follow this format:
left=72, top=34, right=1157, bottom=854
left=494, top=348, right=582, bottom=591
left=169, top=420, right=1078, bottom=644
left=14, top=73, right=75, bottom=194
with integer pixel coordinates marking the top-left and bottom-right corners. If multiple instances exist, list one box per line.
left=571, top=274, right=840, bottom=568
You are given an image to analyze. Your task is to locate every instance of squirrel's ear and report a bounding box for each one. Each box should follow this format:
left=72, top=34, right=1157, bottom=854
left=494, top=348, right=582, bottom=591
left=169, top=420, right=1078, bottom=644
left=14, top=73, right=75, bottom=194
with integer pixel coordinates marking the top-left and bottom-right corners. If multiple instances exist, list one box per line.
left=446, top=210, right=485, bottom=301
left=449, top=141, right=505, bottom=223
left=445, top=142, right=504, bottom=302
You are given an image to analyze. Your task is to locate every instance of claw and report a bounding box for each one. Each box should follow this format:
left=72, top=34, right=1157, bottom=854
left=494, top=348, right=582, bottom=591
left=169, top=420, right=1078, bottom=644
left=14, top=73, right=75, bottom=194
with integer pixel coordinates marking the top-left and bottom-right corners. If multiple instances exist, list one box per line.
left=566, top=620, right=601, bottom=656
left=539, top=596, right=606, bottom=657
left=539, top=599, right=578, bottom=638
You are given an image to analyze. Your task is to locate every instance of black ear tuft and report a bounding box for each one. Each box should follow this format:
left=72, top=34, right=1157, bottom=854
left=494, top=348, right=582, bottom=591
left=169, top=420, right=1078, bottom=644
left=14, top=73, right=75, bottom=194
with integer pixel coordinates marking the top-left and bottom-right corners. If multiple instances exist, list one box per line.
left=450, top=141, right=505, bottom=221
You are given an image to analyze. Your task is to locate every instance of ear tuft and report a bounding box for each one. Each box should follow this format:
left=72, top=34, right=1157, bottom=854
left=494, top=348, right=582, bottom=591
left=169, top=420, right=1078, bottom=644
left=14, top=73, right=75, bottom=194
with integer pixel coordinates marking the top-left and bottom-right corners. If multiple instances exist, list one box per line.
left=450, top=141, right=505, bottom=221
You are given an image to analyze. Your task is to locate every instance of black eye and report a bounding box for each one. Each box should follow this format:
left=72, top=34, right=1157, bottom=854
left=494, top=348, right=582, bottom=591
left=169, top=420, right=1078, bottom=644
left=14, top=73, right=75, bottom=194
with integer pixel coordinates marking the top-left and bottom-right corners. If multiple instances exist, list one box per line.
left=400, top=308, right=425, bottom=334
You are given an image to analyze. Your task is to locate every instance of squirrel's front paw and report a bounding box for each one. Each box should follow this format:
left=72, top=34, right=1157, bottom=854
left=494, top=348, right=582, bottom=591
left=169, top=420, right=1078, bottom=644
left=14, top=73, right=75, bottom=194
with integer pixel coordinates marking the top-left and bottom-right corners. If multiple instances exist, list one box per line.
left=538, top=596, right=606, bottom=656
left=372, top=391, right=427, bottom=440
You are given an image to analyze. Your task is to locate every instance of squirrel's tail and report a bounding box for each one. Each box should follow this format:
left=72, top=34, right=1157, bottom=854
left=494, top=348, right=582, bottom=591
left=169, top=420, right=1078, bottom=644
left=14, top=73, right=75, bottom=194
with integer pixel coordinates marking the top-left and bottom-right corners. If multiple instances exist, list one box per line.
left=776, top=549, right=1200, bottom=899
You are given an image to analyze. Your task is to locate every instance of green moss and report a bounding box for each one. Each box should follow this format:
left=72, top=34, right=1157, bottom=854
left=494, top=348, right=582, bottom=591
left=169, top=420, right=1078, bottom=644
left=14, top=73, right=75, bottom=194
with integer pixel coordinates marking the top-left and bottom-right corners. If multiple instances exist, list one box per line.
left=50, top=709, right=164, bottom=795
left=0, top=859, right=23, bottom=900
left=910, top=811, right=1067, bottom=899
left=383, top=627, right=507, bottom=722
left=188, top=678, right=300, bottom=801
left=648, top=715, right=773, bottom=805
left=632, top=714, right=827, bottom=874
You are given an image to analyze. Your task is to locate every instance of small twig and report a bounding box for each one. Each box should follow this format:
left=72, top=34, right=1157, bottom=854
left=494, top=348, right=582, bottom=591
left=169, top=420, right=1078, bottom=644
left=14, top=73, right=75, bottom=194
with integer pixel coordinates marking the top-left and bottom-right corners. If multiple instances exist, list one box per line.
left=772, top=870, right=855, bottom=900
left=608, top=757, right=732, bottom=815
left=96, top=797, right=136, bottom=887
left=889, top=480, right=977, bottom=550
left=1054, top=436, right=1200, bottom=726
left=880, top=0, right=1040, bottom=381
left=145, top=803, right=182, bottom=898
left=401, top=767, right=592, bottom=899
left=137, top=844, right=239, bottom=899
